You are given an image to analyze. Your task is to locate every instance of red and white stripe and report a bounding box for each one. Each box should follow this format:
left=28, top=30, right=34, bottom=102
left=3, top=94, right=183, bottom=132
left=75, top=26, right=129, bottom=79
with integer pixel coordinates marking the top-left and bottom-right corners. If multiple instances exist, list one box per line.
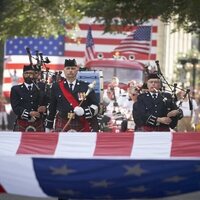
left=3, top=17, right=158, bottom=97
left=0, top=132, right=200, bottom=158
left=1, top=132, right=200, bottom=198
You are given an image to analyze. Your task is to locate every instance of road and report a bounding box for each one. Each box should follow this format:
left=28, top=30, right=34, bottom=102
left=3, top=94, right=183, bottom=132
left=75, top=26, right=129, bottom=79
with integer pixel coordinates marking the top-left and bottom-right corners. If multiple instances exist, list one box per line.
left=1, top=192, right=200, bottom=200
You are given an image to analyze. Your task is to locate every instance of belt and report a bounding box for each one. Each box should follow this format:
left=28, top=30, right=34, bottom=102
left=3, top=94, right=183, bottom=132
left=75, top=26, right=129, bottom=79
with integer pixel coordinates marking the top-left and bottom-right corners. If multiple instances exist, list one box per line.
left=15, top=118, right=44, bottom=132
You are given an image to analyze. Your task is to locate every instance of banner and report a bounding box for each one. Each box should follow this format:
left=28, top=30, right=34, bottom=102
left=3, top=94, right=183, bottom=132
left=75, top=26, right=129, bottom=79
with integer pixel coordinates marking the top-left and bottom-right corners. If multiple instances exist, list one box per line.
left=0, top=132, right=200, bottom=199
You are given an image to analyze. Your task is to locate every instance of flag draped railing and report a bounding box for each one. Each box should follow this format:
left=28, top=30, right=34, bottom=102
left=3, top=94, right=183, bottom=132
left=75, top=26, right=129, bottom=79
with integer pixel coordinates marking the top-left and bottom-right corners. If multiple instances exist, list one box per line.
left=0, top=132, right=200, bottom=199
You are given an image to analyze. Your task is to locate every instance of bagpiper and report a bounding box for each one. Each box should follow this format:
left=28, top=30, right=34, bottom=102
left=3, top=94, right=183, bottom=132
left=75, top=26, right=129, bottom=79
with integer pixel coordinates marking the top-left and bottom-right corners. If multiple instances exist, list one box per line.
left=10, top=64, right=47, bottom=132
left=45, top=59, right=99, bottom=132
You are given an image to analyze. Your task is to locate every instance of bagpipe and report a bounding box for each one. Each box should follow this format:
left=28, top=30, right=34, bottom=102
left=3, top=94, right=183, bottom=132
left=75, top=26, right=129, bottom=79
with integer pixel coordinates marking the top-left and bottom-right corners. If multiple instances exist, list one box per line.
left=145, top=60, right=193, bottom=110
left=23, top=47, right=61, bottom=132
left=26, top=47, right=64, bottom=88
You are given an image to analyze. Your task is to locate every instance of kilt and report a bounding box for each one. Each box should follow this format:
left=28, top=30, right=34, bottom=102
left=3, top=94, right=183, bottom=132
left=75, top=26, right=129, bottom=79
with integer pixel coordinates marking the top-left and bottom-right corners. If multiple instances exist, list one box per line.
left=55, top=114, right=84, bottom=132
left=136, top=125, right=170, bottom=132
left=14, top=118, right=45, bottom=132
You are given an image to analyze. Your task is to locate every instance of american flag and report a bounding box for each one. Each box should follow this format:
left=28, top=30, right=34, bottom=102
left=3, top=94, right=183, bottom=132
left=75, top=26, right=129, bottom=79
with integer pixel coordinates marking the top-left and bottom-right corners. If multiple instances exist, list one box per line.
left=3, top=17, right=158, bottom=97
left=0, top=132, right=200, bottom=199
left=85, top=25, right=95, bottom=63
left=114, top=26, right=152, bottom=55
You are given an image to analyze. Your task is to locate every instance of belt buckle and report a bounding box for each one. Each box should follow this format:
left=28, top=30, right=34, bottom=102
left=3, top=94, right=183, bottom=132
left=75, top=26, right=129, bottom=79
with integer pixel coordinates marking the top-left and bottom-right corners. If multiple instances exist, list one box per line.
left=25, top=125, right=37, bottom=132
left=67, top=112, right=75, bottom=119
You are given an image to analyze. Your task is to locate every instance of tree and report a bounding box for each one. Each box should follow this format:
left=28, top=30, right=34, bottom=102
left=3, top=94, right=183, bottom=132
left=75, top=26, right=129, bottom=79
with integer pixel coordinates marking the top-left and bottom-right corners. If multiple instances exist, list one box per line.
left=0, top=0, right=84, bottom=41
left=0, top=0, right=199, bottom=42
left=81, top=0, right=200, bottom=34
left=0, top=0, right=199, bottom=88
left=0, top=0, right=84, bottom=86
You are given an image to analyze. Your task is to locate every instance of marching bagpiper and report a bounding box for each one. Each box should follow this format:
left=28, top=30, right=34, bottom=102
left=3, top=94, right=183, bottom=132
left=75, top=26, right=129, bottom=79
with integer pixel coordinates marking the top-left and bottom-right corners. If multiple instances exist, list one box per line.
left=45, top=59, right=99, bottom=132
left=10, top=64, right=47, bottom=132
left=133, top=73, right=183, bottom=132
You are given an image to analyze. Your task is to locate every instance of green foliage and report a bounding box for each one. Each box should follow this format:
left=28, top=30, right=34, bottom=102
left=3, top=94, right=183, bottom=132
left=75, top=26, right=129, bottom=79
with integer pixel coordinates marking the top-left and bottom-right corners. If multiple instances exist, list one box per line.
left=0, top=0, right=199, bottom=41
left=80, top=0, right=200, bottom=34
left=0, top=0, right=84, bottom=41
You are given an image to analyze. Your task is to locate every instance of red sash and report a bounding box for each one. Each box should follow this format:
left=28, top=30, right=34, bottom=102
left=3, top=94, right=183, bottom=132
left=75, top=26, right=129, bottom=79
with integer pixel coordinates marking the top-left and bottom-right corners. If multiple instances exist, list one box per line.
left=59, top=81, right=91, bottom=131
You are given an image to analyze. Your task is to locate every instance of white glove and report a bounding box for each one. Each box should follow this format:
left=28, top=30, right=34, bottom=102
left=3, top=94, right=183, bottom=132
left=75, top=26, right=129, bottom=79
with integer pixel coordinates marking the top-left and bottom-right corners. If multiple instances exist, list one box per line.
left=45, top=128, right=52, bottom=133
left=74, top=106, right=84, bottom=116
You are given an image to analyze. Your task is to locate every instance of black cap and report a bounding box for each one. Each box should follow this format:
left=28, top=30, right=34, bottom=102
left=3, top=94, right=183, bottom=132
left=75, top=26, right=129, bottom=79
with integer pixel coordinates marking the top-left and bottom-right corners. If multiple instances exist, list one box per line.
left=23, top=65, right=35, bottom=72
left=147, top=73, right=160, bottom=80
left=64, top=59, right=77, bottom=67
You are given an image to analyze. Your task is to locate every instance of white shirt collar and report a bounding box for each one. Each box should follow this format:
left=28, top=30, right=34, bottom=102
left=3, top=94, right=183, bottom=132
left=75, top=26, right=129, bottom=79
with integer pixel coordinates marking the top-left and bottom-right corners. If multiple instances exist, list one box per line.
left=24, top=82, right=33, bottom=89
left=67, top=80, right=76, bottom=86
left=150, top=92, right=158, bottom=97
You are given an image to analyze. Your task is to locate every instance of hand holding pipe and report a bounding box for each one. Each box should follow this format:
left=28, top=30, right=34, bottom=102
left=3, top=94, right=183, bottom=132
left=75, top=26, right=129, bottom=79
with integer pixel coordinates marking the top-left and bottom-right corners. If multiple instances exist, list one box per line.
left=62, top=81, right=96, bottom=132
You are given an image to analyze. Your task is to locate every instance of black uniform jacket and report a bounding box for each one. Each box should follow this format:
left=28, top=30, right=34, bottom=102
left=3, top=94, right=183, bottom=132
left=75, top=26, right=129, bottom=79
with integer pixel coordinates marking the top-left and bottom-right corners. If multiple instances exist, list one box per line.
left=10, top=83, right=47, bottom=119
left=46, top=79, right=99, bottom=129
left=133, top=91, right=180, bottom=129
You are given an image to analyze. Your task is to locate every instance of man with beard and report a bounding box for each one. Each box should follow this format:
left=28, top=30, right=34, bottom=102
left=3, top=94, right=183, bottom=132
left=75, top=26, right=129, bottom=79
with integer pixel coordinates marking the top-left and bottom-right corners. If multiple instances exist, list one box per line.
left=10, top=64, right=47, bottom=132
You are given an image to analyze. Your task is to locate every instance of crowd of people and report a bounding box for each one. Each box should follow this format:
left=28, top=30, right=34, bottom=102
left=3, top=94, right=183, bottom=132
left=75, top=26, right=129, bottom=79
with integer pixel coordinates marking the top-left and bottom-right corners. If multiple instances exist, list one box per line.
left=1, top=58, right=200, bottom=133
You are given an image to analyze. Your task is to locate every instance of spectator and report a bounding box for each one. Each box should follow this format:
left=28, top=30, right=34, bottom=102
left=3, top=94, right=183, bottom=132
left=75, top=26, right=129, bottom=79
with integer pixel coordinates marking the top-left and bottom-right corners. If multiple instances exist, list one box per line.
left=102, top=76, right=125, bottom=115
left=120, top=80, right=140, bottom=132
left=176, top=90, right=199, bottom=132
left=9, top=69, right=19, bottom=86
left=0, top=95, right=8, bottom=130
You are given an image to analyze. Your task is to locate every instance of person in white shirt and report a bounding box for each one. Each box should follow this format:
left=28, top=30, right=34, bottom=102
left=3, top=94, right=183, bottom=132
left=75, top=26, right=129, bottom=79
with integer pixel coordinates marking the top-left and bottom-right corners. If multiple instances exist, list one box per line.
left=0, top=95, right=8, bottom=130
left=9, top=69, right=19, bottom=86
left=176, top=90, right=199, bottom=132
left=120, top=80, right=141, bottom=132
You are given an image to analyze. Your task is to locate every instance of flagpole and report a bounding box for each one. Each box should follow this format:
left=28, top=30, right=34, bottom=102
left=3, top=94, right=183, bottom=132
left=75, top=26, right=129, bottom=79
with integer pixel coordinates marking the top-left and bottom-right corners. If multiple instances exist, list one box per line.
left=84, top=25, right=95, bottom=65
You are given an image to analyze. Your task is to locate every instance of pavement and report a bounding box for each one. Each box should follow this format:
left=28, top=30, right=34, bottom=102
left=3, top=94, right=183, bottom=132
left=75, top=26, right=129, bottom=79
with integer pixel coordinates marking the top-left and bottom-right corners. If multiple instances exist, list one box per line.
left=1, top=192, right=200, bottom=200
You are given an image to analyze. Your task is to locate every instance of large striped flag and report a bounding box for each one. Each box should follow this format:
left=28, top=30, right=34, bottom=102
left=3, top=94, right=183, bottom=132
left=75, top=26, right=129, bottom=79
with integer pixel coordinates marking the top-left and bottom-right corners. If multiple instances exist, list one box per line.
left=3, top=17, right=158, bottom=97
left=114, top=26, right=152, bottom=55
left=0, top=132, right=200, bottom=199
left=84, top=25, right=95, bottom=63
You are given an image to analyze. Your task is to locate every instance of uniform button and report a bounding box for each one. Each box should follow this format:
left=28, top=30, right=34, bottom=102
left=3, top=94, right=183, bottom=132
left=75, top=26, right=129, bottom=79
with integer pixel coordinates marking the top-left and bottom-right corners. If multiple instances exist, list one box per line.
left=31, top=102, right=33, bottom=104
left=30, top=95, right=33, bottom=97
left=20, top=97, right=23, bottom=100
left=155, top=111, right=157, bottom=113
left=155, top=105, right=157, bottom=107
